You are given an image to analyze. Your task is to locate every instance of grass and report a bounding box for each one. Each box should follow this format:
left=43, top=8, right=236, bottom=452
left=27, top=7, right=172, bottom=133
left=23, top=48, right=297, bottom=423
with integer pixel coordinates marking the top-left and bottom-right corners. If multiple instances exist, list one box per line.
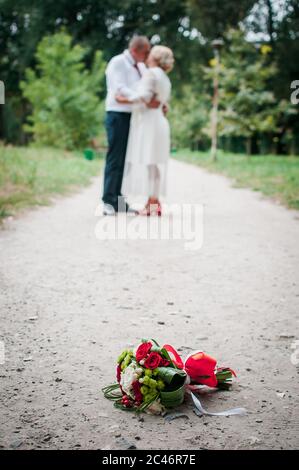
left=1, top=145, right=298, bottom=219
left=174, top=149, right=299, bottom=210
left=0, top=146, right=103, bottom=220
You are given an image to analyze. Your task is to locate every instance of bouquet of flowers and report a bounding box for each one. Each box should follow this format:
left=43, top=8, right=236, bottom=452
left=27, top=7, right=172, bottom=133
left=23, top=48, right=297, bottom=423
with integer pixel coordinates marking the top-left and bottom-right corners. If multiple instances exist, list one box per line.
left=102, top=339, right=237, bottom=415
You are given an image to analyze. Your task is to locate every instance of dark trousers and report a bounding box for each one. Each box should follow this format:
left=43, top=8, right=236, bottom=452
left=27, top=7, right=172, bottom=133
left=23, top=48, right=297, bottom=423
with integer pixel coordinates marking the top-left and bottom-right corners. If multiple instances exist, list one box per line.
left=102, top=111, right=131, bottom=210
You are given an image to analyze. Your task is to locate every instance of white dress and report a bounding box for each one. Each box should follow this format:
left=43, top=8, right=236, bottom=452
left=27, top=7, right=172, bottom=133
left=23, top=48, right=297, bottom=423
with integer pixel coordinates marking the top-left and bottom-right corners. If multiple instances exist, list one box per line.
left=121, top=67, right=171, bottom=198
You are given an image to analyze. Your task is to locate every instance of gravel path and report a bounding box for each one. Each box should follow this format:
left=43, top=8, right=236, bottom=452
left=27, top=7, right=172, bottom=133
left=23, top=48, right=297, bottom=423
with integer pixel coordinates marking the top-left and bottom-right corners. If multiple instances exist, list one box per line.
left=0, top=159, right=298, bottom=450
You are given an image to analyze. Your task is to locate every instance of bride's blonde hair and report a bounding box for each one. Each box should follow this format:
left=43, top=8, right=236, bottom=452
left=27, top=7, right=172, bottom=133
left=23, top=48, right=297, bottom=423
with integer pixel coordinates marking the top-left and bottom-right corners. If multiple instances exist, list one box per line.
left=150, top=45, right=174, bottom=72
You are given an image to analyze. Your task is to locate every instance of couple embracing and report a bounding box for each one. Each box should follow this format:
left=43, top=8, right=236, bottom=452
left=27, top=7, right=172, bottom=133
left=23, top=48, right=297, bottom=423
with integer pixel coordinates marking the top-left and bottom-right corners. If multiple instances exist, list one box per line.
left=102, top=36, right=174, bottom=217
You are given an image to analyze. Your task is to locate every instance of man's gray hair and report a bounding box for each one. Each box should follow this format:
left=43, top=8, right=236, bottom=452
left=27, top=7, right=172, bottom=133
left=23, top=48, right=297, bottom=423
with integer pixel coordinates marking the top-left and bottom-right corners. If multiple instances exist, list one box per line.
left=129, top=35, right=150, bottom=51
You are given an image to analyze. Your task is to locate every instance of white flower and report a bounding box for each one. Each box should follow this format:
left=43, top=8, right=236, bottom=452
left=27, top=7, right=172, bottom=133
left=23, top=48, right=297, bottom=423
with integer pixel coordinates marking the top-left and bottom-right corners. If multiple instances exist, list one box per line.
left=146, top=399, right=165, bottom=415
left=120, top=363, right=143, bottom=397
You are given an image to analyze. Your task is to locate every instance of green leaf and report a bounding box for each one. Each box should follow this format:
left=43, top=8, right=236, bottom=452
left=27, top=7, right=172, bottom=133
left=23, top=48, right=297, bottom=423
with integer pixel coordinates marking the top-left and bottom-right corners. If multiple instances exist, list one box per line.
left=137, top=394, right=159, bottom=412
left=150, top=345, right=162, bottom=353
left=150, top=338, right=160, bottom=347
left=156, top=367, right=187, bottom=388
left=114, top=401, right=135, bottom=412
left=160, top=347, right=178, bottom=368
left=102, top=383, right=122, bottom=401
left=160, top=383, right=185, bottom=408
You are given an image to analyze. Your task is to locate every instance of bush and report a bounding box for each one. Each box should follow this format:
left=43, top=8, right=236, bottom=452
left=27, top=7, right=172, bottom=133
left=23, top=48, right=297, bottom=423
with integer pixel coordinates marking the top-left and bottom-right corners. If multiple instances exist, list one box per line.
left=169, top=86, right=210, bottom=150
left=20, top=31, right=106, bottom=150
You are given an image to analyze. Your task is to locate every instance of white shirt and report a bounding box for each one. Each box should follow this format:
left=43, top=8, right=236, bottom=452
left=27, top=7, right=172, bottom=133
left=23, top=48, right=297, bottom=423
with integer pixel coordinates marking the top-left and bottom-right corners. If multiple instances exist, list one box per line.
left=105, top=49, right=146, bottom=113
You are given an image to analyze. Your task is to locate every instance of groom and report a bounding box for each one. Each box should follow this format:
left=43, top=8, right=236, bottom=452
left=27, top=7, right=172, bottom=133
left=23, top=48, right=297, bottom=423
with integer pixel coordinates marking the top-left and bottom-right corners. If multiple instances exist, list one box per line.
left=102, top=35, right=159, bottom=215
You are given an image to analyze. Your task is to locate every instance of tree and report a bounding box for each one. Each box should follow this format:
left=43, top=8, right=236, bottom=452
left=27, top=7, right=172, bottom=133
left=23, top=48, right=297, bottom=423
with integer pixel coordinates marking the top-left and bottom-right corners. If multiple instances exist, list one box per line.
left=204, top=29, right=294, bottom=154
left=186, top=0, right=256, bottom=38
left=20, top=31, right=105, bottom=149
left=169, top=85, right=210, bottom=150
left=0, top=0, right=255, bottom=144
left=243, top=0, right=299, bottom=152
left=2, top=0, right=297, bottom=153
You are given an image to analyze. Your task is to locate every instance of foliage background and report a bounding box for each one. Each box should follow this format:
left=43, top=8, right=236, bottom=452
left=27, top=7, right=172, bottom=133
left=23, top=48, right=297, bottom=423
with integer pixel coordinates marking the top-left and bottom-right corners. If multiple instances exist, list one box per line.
left=0, top=0, right=298, bottom=153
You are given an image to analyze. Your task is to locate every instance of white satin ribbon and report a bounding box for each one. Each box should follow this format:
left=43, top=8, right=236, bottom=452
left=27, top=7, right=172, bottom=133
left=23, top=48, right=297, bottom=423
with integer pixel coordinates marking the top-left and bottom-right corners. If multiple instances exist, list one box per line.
left=191, top=392, right=247, bottom=417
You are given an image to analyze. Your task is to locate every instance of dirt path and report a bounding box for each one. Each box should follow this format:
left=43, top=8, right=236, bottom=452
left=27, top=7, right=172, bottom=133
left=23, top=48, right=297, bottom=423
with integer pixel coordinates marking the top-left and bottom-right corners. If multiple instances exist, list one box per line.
left=0, top=159, right=298, bottom=450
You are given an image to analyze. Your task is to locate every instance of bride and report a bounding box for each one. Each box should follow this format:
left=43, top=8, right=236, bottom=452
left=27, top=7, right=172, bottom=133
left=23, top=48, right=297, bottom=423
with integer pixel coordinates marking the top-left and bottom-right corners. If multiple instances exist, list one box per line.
left=116, top=45, right=174, bottom=216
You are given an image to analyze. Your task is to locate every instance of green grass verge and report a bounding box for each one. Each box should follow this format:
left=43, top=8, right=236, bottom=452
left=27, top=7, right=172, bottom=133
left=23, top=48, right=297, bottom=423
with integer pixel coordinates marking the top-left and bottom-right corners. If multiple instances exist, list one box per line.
left=174, top=149, right=299, bottom=210
left=0, top=146, right=103, bottom=220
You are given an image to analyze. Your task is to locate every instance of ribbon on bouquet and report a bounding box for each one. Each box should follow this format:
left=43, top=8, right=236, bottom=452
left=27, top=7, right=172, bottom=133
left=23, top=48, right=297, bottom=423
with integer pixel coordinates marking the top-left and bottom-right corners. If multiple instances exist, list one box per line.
left=190, top=391, right=247, bottom=417
left=163, top=344, right=247, bottom=417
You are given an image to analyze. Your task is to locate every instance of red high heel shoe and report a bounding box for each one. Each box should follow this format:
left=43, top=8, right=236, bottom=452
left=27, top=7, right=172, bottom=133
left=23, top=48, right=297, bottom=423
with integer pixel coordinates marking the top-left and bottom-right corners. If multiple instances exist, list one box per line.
left=156, top=202, right=162, bottom=216
left=139, top=199, right=162, bottom=216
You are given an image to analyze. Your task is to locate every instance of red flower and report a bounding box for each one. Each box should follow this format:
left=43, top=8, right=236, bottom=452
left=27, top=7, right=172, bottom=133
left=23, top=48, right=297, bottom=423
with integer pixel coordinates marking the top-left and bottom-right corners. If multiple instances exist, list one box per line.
left=116, top=365, right=121, bottom=383
left=136, top=342, right=152, bottom=363
left=144, top=352, right=163, bottom=369
left=121, top=394, right=132, bottom=408
left=132, top=380, right=143, bottom=404
left=185, top=352, right=218, bottom=388
left=161, top=359, right=170, bottom=367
